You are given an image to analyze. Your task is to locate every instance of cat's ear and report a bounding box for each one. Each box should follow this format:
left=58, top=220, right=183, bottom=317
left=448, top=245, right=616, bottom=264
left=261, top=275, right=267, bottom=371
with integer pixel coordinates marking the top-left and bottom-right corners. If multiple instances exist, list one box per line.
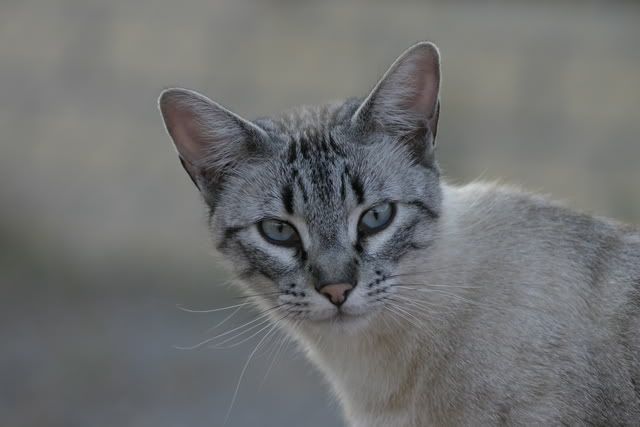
left=352, top=42, right=441, bottom=165
left=158, top=88, right=271, bottom=205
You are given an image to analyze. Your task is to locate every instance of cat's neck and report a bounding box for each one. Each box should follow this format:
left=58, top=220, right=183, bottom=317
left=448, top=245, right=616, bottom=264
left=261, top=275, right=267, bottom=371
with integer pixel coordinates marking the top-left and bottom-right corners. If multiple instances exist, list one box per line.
left=295, top=318, right=439, bottom=424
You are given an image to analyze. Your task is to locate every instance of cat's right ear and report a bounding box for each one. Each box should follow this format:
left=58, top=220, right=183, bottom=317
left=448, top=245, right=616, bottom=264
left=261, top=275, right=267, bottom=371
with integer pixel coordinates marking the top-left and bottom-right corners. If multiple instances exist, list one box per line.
left=158, top=88, right=270, bottom=205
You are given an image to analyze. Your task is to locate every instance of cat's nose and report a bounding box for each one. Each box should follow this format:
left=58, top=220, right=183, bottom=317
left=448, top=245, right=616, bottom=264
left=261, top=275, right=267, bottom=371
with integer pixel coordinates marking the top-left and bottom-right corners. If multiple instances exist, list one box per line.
left=316, top=282, right=354, bottom=307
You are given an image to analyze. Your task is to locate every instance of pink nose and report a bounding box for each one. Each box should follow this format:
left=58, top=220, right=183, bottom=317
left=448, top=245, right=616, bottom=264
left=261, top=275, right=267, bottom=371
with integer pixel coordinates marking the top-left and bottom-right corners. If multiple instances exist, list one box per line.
left=318, top=283, right=354, bottom=306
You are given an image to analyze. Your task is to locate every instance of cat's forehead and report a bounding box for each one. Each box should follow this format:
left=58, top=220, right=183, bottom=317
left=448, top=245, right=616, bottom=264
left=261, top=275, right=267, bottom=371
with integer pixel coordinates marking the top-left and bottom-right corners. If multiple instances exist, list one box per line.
left=250, top=102, right=414, bottom=203
left=254, top=102, right=366, bottom=207
left=256, top=100, right=359, bottom=139
left=266, top=104, right=363, bottom=225
left=219, top=101, right=427, bottom=231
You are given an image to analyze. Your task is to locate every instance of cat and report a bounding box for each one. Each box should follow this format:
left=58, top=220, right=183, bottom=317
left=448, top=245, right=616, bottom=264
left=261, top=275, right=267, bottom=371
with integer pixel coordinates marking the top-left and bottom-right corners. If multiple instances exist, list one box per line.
left=158, top=42, right=640, bottom=426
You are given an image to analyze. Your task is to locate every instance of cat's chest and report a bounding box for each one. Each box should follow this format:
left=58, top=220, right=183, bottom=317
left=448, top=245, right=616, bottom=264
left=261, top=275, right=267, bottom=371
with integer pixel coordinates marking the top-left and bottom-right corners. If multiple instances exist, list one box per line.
left=304, top=333, right=431, bottom=424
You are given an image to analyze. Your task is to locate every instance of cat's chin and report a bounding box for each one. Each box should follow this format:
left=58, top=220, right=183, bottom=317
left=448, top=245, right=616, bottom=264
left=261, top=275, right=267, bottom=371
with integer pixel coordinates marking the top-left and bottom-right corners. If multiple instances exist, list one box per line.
left=307, top=309, right=377, bottom=335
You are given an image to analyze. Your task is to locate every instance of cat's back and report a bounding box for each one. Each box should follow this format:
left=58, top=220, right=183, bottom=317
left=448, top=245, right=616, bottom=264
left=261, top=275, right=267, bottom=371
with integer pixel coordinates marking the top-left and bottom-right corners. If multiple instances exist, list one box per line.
left=438, top=182, right=640, bottom=424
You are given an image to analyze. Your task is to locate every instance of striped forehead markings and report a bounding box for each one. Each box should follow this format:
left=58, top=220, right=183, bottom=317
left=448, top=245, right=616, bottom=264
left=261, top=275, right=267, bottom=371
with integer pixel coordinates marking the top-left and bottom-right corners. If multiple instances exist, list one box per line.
left=287, top=140, right=297, bottom=163
left=279, top=125, right=366, bottom=212
left=340, top=172, right=347, bottom=201
left=342, top=164, right=365, bottom=205
left=349, top=172, right=365, bottom=205
left=280, top=163, right=365, bottom=214
left=296, top=175, right=309, bottom=204
left=281, top=184, right=294, bottom=215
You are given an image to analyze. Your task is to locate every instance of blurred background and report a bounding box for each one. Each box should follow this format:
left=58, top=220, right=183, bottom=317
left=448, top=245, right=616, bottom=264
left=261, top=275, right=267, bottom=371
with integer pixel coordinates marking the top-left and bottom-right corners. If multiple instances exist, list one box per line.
left=1, top=1, right=639, bottom=426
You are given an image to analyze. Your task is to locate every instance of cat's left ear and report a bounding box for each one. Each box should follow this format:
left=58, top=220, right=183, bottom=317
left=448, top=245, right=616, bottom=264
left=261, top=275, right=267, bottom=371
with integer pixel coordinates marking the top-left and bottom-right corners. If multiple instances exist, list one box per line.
left=352, top=42, right=441, bottom=165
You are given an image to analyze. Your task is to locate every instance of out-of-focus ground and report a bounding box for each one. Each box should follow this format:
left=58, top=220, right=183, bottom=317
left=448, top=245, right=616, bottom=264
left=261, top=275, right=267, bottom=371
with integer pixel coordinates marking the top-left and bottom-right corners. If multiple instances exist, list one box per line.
left=1, top=1, right=639, bottom=426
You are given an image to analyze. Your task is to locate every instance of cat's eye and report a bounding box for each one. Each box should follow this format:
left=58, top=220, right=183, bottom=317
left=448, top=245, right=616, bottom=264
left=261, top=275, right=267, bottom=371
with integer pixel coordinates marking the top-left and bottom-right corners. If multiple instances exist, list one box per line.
left=258, top=219, right=300, bottom=247
left=358, top=203, right=396, bottom=236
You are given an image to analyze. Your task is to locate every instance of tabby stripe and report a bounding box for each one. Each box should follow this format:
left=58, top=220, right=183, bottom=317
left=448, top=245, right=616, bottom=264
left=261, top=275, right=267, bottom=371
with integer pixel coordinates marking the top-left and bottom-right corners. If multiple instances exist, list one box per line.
left=296, top=176, right=309, bottom=203
left=318, top=132, right=328, bottom=152
left=408, top=200, right=439, bottom=219
left=295, top=248, right=308, bottom=263
left=328, top=133, right=345, bottom=156
left=384, top=217, right=429, bottom=262
left=236, top=241, right=286, bottom=280
left=350, top=173, right=365, bottom=204
left=287, top=140, right=297, bottom=163
left=217, top=226, right=243, bottom=250
left=282, top=185, right=294, bottom=215
left=340, top=173, right=347, bottom=201
left=299, top=138, right=309, bottom=159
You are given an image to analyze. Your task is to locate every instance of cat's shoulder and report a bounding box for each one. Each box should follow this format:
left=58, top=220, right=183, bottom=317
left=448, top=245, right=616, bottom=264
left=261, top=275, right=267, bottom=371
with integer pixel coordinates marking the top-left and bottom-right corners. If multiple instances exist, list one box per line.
left=442, top=180, right=569, bottom=222
left=442, top=180, right=637, bottom=237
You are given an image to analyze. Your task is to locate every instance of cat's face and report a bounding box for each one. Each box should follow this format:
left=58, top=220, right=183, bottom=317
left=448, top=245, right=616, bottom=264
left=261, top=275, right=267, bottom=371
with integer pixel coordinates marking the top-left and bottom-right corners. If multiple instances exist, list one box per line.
left=159, top=42, right=442, bottom=333
left=212, top=112, right=442, bottom=330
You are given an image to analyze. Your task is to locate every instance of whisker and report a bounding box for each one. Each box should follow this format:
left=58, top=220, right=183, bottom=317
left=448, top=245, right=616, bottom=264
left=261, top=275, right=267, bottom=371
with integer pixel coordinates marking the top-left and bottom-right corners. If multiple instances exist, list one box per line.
left=212, top=310, right=293, bottom=349
left=391, top=294, right=443, bottom=311
left=385, top=270, right=459, bottom=280
left=385, top=307, right=423, bottom=331
left=174, top=304, right=285, bottom=350
left=259, top=327, right=291, bottom=389
left=176, top=301, right=251, bottom=313
left=204, top=304, right=245, bottom=334
left=383, top=302, right=423, bottom=329
left=396, top=287, right=499, bottom=311
left=385, top=298, right=424, bottom=323
left=384, top=297, right=434, bottom=337
left=256, top=327, right=283, bottom=360
left=380, top=307, right=401, bottom=333
left=390, top=283, right=479, bottom=290
left=234, top=291, right=284, bottom=300
left=390, top=294, right=461, bottom=320
left=223, top=316, right=285, bottom=425
left=208, top=317, right=275, bottom=349
left=382, top=306, right=407, bottom=330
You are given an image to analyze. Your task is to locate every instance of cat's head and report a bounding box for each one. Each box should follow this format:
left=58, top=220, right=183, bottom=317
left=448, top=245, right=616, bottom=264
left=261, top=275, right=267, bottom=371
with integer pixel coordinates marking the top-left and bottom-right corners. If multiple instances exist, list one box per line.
left=159, top=42, right=442, bottom=333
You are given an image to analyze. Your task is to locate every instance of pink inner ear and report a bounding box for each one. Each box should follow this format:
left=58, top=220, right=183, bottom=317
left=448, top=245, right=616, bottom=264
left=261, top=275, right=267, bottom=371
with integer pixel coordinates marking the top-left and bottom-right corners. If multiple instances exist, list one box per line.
left=164, top=102, right=208, bottom=164
left=367, top=46, right=440, bottom=128
left=399, top=54, right=439, bottom=118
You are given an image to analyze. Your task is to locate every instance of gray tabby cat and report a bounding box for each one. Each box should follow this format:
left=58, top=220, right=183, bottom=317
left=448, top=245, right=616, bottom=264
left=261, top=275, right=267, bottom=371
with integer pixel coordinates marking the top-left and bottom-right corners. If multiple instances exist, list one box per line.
left=158, top=42, right=640, bottom=426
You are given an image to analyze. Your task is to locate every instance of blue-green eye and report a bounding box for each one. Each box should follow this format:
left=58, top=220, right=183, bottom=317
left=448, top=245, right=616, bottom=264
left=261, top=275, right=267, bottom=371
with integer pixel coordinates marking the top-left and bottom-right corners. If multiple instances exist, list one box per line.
left=258, top=219, right=300, bottom=247
left=358, top=203, right=396, bottom=236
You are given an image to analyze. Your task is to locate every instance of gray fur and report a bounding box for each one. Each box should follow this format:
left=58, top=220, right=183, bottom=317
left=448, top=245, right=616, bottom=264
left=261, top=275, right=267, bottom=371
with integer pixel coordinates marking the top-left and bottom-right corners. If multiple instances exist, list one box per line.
left=158, top=42, right=640, bottom=426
